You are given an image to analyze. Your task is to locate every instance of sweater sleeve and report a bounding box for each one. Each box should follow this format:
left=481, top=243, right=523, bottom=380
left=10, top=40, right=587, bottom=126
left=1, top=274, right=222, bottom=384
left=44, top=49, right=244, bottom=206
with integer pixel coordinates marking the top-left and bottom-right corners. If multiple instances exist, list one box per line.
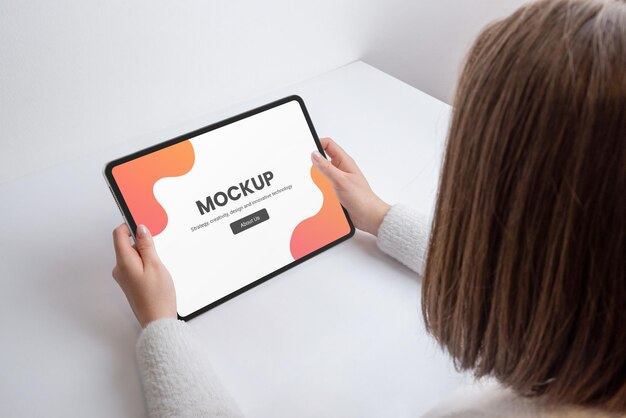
left=376, top=204, right=430, bottom=275
left=136, top=318, right=243, bottom=418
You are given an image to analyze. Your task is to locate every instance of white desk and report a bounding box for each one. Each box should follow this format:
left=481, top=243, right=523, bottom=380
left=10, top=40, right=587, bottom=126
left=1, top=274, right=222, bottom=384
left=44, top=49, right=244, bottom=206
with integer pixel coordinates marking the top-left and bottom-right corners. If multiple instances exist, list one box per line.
left=0, top=61, right=468, bottom=417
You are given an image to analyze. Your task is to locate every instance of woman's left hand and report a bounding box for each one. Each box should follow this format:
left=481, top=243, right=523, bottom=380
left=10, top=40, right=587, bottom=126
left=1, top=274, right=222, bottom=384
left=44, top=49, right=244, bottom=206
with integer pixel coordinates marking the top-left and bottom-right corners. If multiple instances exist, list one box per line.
left=112, top=223, right=177, bottom=327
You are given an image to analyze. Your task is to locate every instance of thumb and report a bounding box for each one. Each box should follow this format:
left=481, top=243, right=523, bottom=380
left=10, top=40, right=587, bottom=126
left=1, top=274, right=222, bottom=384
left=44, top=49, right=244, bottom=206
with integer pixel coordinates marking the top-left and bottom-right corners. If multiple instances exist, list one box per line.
left=311, top=151, right=344, bottom=186
left=135, top=224, right=160, bottom=266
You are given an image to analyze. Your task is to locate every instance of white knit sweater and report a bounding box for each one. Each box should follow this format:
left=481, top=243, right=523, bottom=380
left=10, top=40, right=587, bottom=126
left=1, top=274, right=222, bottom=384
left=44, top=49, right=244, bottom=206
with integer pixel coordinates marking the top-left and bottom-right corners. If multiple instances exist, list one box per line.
left=136, top=204, right=622, bottom=418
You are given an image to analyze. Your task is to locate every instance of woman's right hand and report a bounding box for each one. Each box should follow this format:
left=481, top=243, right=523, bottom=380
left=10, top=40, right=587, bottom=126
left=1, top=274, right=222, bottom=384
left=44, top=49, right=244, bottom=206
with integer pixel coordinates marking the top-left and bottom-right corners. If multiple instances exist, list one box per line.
left=311, top=137, right=390, bottom=236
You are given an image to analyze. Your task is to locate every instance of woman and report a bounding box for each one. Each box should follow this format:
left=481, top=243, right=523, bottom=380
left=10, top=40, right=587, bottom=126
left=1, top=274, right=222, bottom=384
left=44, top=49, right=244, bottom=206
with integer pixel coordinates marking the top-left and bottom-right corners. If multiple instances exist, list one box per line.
left=111, top=0, right=626, bottom=416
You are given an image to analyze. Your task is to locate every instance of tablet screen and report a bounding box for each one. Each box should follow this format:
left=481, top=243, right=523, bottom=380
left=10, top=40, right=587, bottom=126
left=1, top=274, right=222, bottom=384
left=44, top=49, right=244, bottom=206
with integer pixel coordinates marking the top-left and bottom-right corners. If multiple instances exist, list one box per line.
left=105, top=97, right=354, bottom=319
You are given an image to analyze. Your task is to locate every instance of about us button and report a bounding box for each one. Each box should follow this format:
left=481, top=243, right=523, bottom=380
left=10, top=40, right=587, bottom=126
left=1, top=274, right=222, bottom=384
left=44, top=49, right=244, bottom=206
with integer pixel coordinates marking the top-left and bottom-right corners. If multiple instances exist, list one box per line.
left=230, top=208, right=270, bottom=235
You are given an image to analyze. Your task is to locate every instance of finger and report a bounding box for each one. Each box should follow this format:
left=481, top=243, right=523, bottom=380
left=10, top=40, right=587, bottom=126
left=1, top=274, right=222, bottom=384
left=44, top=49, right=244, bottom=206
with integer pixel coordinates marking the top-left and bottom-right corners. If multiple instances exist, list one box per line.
left=135, top=224, right=160, bottom=267
left=113, top=224, right=140, bottom=267
left=319, top=137, right=360, bottom=174
left=311, top=151, right=345, bottom=187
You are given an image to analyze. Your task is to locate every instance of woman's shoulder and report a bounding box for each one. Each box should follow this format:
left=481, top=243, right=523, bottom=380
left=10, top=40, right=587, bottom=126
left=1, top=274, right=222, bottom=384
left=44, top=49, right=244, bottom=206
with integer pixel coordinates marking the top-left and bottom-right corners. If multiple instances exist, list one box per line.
left=422, top=379, right=624, bottom=418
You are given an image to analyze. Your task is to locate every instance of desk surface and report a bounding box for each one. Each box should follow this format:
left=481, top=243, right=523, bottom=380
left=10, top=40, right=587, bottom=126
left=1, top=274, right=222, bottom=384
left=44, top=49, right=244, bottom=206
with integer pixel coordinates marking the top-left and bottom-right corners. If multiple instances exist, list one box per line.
left=0, top=61, right=467, bottom=417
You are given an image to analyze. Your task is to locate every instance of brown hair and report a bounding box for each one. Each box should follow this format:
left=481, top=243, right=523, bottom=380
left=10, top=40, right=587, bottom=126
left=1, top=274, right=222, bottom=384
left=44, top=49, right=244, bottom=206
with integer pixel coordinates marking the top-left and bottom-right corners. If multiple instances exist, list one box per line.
left=422, top=0, right=626, bottom=411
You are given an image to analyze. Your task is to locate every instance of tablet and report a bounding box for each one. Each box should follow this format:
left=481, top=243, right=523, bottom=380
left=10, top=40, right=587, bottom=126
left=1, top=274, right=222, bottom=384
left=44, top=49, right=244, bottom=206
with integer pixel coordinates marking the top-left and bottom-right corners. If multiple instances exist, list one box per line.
left=104, top=96, right=354, bottom=320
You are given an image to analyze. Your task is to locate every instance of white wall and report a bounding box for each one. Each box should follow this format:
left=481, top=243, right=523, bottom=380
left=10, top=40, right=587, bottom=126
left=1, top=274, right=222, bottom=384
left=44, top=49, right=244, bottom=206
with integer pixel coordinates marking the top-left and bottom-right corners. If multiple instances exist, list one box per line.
left=0, top=0, right=526, bottom=184
left=362, top=0, right=526, bottom=104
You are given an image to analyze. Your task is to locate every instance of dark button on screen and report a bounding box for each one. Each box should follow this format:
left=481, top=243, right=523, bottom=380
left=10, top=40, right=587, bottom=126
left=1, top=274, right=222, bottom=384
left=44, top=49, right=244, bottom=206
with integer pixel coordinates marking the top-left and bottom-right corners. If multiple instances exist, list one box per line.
left=230, top=208, right=270, bottom=235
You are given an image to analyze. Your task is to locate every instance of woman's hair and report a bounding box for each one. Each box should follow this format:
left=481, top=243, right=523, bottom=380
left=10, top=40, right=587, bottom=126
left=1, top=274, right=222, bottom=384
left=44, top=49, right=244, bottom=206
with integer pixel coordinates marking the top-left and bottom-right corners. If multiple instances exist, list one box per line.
left=422, top=0, right=625, bottom=411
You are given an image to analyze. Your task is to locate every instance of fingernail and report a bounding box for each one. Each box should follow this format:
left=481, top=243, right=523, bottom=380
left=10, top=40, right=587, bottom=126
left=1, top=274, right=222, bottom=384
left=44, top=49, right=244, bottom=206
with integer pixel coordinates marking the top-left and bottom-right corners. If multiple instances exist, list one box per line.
left=137, top=224, right=149, bottom=238
left=311, top=151, right=324, bottom=163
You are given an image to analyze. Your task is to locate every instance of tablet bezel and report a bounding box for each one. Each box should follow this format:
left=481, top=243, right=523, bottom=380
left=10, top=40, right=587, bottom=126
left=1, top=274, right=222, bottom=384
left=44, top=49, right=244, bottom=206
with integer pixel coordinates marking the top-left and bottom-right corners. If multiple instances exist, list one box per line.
left=103, top=95, right=355, bottom=321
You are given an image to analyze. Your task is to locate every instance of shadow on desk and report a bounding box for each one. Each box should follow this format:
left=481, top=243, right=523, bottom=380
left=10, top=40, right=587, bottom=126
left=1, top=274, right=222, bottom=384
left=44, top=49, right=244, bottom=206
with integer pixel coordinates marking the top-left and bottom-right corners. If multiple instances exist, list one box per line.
left=349, top=231, right=420, bottom=283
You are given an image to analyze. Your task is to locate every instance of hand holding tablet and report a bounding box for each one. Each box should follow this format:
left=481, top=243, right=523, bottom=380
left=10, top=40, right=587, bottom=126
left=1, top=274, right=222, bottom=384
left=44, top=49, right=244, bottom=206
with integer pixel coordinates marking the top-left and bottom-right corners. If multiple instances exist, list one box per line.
left=112, top=223, right=177, bottom=327
left=105, top=96, right=355, bottom=320
left=311, top=138, right=391, bottom=236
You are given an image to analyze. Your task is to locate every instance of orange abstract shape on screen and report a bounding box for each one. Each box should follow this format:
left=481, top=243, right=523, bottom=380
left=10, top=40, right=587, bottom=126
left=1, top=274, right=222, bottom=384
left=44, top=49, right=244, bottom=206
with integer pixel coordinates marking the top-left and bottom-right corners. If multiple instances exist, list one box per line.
left=289, top=166, right=351, bottom=260
left=112, top=140, right=195, bottom=237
